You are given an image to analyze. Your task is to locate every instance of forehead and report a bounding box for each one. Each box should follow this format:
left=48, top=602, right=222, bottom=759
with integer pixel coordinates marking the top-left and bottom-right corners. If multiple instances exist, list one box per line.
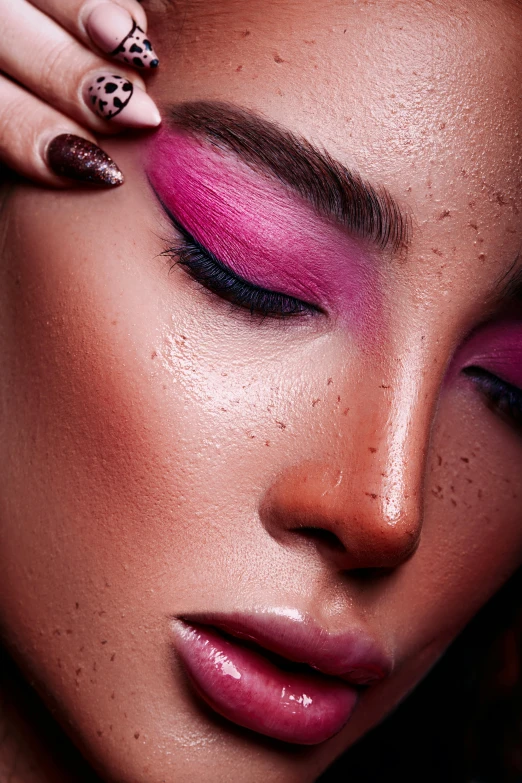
left=151, top=0, right=522, bottom=306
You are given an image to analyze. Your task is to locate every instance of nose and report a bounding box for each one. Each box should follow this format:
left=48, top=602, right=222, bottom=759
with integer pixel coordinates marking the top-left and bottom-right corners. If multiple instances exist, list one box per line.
left=260, top=372, right=431, bottom=572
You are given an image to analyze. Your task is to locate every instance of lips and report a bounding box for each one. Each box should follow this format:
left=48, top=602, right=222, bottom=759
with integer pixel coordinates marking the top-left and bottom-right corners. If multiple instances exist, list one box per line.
left=172, top=610, right=390, bottom=745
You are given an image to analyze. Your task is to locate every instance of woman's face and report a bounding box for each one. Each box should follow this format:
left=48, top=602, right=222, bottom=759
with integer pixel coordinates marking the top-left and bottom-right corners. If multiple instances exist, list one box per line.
left=1, top=0, right=522, bottom=780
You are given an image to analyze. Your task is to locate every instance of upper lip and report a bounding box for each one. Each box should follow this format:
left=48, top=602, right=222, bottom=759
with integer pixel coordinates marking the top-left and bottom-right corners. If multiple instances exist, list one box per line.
left=178, top=609, right=392, bottom=685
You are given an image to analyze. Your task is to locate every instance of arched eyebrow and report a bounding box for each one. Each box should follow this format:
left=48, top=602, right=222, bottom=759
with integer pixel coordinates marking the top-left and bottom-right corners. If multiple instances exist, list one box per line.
left=167, top=101, right=411, bottom=254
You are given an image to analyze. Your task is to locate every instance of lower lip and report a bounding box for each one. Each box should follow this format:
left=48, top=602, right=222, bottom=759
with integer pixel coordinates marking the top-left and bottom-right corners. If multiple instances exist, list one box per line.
left=173, top=622, right=359, bottom=745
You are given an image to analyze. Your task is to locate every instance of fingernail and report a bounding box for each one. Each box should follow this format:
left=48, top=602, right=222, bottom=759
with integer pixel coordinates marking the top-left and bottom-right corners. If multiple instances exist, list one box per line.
left=83, top=73, right=161, bottom=127
left=47, top=134, right=124, bottom=186
left=86, top=3, right=159, bottom=69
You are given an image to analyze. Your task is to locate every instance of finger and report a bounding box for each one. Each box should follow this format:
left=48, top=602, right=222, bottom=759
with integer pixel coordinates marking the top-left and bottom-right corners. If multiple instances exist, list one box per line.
left=0, top=74, right=124, bottom=187
left=0, top=0, right=160, bottom=130
left=29, top=0, right=160, bottom=70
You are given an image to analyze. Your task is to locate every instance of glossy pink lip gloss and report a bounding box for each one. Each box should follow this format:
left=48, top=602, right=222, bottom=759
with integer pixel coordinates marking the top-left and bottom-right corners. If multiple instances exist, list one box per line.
left=172, top=611, right=390, bottom=745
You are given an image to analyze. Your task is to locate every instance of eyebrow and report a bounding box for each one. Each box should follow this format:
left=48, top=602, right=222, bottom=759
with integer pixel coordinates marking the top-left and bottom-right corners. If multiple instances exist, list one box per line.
left=167, top=101, right=411, bottom=254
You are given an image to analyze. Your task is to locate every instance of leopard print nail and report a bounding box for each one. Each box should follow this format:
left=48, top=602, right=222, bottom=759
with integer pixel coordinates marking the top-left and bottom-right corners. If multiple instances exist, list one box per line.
left=86, top=74, right=133, bottom=120
left=111, top=22, right=159, bottom=69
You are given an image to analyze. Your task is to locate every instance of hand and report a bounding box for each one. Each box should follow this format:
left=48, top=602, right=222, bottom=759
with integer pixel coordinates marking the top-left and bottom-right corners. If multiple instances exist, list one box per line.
left=0, top=0, right=161, bottom=187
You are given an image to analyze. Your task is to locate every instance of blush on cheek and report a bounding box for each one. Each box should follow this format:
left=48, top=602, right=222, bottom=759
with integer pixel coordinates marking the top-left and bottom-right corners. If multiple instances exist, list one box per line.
left=146, top=128, right=380, bottom=332
left=453, top=320, right=522, bottom=388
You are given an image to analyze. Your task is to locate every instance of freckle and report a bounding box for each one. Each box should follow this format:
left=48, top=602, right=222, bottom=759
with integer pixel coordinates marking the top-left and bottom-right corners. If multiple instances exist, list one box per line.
left=101, top=640, right=107, bottom=645
left=451, top=485, right=455, bottom=493
left=134, top=732, right=140, bottom=739
left=437, top=455, right=442, bottom=466
left=451, top=499, right=457, bottom=507
left=327, top=377, right=333, bottom=385
left=369, top=447, right=377, bottom=453
left=75, top=602, right=80, bottom=610
left=343, top=408, right=349, bottom=415
left=438, top=209, right=451, bottom=220
left=460, top=456, right=469, bottom=463
left=466, top=478, right=473, bottom=484
left=273, top=53, right=285, bottom=63
left=79, top=646, right=84, bottom=652
left=111, top=692, right=115, bottom=699
left=236, top=65, right=243, bottom=72
left=66, top=629, right=72, bottom=635
left=76, top=667, right=82, bottom=676
left=312, top=398, right=320, bottom=407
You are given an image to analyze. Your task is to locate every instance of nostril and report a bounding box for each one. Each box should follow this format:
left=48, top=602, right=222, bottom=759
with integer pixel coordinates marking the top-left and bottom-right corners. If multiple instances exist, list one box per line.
left=292, top=526, right=346, bottom=553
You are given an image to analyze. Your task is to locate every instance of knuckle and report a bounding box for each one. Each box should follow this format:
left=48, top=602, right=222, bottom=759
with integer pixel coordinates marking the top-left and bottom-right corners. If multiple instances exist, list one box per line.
left=0, top=95, right=27, bottom=154
left=37, top=39, right=82, bottom=97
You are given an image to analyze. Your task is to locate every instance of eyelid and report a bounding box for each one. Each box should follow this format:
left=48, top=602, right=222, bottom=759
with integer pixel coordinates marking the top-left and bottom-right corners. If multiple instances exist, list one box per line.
left=153, top=185, right=323, bottom=319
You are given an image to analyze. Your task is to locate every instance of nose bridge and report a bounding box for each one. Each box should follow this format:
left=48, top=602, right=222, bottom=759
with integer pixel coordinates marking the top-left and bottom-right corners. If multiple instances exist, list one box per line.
left=365, top=364, right=428, bottom=530
left=263, top=348, right=437, bottom=571
left=329, top=358, right=431, bottom=566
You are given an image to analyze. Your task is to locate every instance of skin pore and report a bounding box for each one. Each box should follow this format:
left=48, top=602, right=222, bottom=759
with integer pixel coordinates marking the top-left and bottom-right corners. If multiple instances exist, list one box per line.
left=0, top=0, right=522, bottom=781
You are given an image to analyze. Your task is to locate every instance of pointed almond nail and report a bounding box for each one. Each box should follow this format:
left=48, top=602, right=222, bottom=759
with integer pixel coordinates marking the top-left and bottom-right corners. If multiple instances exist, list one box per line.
left=47, top=134, right=124, bottom=186
left=83, top=73, right=161, bottom=127
left=86, top=3, right=159, bottom=69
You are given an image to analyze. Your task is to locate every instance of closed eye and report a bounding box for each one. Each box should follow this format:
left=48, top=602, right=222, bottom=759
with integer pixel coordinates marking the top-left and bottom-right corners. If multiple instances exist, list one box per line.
left=463, top=366, right=522, bottom=432
left=162, top=217, right=322, bottom=320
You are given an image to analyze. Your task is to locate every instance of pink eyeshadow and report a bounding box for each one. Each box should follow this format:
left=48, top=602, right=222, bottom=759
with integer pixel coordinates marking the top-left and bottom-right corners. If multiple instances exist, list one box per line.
left=146, top=128, right=379, bottom=328
left=457, top=320, right=522, bottom=389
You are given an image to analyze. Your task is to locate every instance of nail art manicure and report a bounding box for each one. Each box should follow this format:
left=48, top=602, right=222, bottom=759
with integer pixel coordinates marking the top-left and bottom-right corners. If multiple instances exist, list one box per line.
left=47, top=134, right=124, bottom=186
left=83, top=73, right=161, bottom=127
left=86, top=3, right=159, bottom=69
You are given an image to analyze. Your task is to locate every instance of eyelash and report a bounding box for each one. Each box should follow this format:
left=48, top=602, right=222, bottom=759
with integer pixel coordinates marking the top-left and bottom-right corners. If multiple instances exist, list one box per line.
left=463, top=366, right=522, bottom=431
left=162, top=224, right=319, bottom=320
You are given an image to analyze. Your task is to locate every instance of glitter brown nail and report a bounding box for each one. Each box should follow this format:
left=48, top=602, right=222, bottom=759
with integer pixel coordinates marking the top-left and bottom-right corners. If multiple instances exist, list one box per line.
left=47, top=134, right=124, bottom=186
